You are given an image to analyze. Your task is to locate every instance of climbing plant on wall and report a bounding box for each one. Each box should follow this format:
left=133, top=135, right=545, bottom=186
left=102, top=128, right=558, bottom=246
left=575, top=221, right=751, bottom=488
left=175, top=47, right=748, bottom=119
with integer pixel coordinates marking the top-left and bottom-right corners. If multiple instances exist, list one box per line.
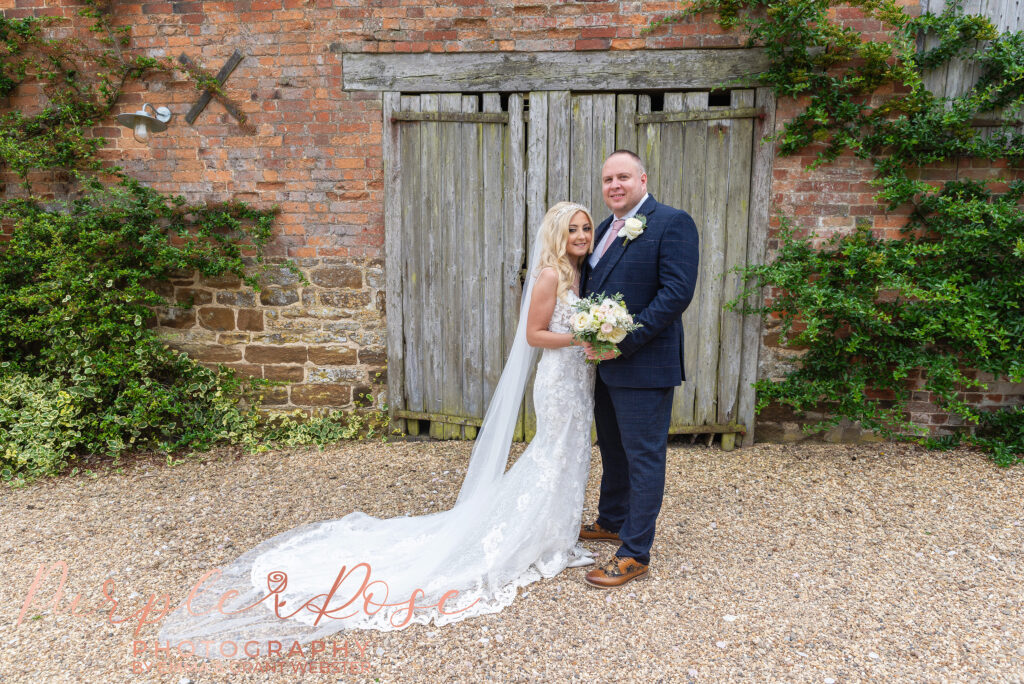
left=0, top=2, right=378, bottom=484
left=654, top=0, right=1024, bottom=464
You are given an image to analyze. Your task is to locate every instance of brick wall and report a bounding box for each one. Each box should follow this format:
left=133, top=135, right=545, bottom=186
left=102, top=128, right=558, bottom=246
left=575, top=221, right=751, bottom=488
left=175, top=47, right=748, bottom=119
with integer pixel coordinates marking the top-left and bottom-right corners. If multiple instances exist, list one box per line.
left=4, top=1, right=1021, bottom=435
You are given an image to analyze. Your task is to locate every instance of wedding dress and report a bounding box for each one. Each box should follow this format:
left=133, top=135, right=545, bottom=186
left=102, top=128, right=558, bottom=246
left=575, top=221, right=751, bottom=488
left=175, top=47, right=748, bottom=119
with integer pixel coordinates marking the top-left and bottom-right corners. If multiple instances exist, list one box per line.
left=158, top=262, right=597, bottom=657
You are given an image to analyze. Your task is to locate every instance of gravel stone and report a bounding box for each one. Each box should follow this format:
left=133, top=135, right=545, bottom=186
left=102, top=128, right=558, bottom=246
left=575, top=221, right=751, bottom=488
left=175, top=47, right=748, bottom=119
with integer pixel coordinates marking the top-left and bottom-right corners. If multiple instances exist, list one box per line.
left=1, top=441, right=1021, bottom=682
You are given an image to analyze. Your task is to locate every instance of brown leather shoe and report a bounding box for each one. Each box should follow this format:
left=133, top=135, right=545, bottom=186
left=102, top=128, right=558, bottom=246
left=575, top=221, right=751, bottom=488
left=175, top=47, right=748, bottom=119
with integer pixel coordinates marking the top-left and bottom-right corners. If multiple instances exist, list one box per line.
left=584, top=556, right=649, bottom=589
left=578, top=522, right=620, bottom=543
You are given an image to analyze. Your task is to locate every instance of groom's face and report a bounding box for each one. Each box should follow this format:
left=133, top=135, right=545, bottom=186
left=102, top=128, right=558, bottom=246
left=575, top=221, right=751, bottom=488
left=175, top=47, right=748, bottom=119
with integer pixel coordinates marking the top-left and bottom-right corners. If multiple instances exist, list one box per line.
left=601, top=154, right=647, bottom=217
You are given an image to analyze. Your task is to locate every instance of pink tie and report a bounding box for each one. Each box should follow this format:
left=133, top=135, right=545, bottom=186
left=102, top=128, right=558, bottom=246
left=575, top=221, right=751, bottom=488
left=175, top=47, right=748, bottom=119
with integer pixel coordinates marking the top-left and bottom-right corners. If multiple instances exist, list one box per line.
left=599, top=219, right=625, bottom=260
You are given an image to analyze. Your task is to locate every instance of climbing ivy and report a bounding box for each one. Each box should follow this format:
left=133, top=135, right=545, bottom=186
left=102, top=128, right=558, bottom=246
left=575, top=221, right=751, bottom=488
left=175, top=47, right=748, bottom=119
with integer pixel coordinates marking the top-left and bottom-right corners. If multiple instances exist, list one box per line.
left=0, top=3, right=386, bottom=484
left=655, top=0, right=1024, bottom=464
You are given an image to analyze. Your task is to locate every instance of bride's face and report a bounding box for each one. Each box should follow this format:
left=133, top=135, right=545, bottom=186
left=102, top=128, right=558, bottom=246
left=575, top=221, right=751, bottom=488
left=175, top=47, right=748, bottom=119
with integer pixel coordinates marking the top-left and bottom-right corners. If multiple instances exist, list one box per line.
left=565, top=211, right=592, bottom=259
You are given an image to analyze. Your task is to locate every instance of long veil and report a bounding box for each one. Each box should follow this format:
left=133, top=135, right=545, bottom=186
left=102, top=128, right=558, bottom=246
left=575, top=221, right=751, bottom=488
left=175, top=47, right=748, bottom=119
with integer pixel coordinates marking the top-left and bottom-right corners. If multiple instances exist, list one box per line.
left=157, top=223, right=582, bottom=659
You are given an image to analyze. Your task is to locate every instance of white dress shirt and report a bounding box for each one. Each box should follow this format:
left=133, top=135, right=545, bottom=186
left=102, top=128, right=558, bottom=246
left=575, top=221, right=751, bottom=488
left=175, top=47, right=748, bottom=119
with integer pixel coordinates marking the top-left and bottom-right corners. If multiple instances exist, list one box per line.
left=589, top=193, right=650, bottom=269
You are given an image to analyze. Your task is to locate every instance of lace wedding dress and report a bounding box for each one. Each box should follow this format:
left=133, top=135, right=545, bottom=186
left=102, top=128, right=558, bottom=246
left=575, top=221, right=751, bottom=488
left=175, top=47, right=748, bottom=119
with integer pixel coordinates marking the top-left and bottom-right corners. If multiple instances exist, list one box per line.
left=158, top=292, right=596, bottom=656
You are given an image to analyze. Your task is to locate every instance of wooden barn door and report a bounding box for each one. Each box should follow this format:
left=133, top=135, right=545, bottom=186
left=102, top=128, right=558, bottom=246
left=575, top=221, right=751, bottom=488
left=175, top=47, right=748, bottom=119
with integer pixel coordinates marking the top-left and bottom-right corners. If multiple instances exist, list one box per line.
left=382, top=92, right=526, bottom=439
left=385, top=88, right=773, bottom=447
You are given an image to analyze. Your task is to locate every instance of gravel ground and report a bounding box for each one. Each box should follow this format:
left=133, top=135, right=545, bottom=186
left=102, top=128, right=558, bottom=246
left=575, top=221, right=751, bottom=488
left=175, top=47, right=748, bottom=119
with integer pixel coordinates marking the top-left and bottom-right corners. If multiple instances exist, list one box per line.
left=1, top=440, right=1022, bottom=683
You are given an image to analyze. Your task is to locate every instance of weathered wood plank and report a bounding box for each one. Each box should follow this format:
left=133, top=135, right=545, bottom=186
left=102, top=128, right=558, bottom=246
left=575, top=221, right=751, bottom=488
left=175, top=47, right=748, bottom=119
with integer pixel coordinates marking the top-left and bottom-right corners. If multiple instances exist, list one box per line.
left=526, top=92, right=549, bottom=267
left=461, top=94, right=483, bottom=440
left=399, top=95, right=423, bottom=422
left=418, top=94, right=445, bottom=440
left=548, top=91, right=571, bottom=205
left=391, top=110, right=508, bottom=124
left=505, top=93, right=528, bottom=442
left=592, top=93, right=616, bottom=213
left=382, top=91, right=405, bottom=434
left=341, top=49, right=771, bottom=92
left=659, top=92, right=692, bottom=430
left=737, top=87, right=776, bottom=446
left=521, top=92, right=548, bottom=442
left=570, top=94, right=594, bottom=209
left=695, top=103, right=729, bottom=426
left=615, top=94, right=638, bottom=154
left=668, top=422, right=747, bottom=435
left=637, top=95, right=662, bottom=213
left=439, top=93, right=463, bottom=440
left=677, top=92, right=709, bottom=428
left=717, top=90, right=755, bottom=442
left=636, top=107, right=763, bottom=124
left=480, top=93, right=504, bottom=441
left=660, top=93, right=685, bottom=212
left=395, top=409, right=482, bottom=428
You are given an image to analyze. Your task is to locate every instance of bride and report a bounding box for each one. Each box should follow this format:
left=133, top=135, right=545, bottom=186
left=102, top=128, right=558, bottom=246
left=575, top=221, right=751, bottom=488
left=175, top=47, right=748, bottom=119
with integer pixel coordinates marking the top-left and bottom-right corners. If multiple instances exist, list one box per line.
left=158, top=202, right=598, bottom=658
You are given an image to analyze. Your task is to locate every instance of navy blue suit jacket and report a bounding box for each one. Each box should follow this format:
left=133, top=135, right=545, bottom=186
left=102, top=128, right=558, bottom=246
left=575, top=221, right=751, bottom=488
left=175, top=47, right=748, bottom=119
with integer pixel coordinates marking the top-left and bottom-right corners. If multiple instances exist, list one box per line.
left=581, top=195, right=699, bottom=388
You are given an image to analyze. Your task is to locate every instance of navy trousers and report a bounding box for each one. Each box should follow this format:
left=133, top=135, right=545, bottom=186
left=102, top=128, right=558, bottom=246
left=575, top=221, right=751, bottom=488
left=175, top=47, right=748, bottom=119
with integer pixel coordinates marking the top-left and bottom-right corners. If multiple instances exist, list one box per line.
left=593, top=374, right=675, bottom=565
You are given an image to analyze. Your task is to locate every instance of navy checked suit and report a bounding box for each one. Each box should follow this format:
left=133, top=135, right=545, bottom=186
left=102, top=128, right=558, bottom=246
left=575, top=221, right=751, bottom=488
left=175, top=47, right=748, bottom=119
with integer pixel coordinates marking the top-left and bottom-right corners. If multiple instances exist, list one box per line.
left=581, top=194, right=699, bottom=564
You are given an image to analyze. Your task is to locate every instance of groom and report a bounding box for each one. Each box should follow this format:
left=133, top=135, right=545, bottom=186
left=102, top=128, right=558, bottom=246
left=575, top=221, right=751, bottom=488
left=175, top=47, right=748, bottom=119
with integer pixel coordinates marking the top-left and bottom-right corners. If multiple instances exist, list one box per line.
left=579, top=150, right=699, bottom=588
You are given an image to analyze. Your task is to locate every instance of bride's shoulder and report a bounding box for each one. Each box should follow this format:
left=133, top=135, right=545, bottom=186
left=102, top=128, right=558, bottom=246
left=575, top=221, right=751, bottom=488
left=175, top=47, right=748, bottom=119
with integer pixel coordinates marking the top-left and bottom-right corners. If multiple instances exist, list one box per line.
left=534, top=266, right=558, bottom=286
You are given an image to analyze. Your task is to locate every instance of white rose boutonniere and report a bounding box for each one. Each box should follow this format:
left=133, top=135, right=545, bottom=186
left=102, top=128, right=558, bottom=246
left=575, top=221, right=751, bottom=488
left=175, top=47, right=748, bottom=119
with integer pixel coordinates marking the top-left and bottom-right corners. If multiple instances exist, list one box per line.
left=618, top=214, right=647, bottom=245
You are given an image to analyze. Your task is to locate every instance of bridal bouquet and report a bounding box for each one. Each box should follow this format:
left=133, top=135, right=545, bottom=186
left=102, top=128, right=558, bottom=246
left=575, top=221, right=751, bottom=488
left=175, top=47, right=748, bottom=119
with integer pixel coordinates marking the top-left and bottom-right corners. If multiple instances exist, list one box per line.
left=570, top=293, right=641, bottom=364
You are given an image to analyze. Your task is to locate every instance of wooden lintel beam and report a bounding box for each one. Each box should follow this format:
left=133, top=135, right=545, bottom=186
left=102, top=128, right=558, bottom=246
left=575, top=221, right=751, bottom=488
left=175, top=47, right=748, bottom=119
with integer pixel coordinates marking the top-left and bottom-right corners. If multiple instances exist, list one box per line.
left=341, top=48, right=770, bottom=92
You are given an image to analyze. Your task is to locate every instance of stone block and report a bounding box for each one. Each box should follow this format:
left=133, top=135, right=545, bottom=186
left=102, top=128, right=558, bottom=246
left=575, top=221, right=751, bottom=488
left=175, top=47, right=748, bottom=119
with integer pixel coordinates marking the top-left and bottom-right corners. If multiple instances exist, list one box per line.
left=178, top=344, right=243, bottom=363
left=245, top=345, right=308, bottom=364
left=217, top=290, right=257, bottom=307
left=310, top=265, right=362, bottom=288
left=319, top=290, right=371, bottom=308
left=259, top=265, right=302, bottom=287
left=211, top=362, right=262, bottom=378
left=290, top=383, right=352, bottom=406
left=308, top=367, right=364, bottom=383
left=237, top=309, right=265, bottom=331
left=260, top=287, right=300, bottom=306
left=175, top=288, right=213, bottom=305
left=358, top=347, right=387, bottom=367
left=197, top=307, right=235, bottom=331
left=258, top=386, right=290, bottom=406
left=159, top=307, right=196, bottom=328
left=252, top=332, right=304, bottom=345
left=201, top=273, right=242, bottom=288
left=263, top=365, right=306, bottom=382
left=308, top=346, right=358, bottom=365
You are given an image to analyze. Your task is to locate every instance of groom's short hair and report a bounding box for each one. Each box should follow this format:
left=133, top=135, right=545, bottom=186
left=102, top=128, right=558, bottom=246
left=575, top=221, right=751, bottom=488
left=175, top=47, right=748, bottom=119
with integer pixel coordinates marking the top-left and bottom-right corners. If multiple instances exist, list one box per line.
left=608, top=149, right=646, bottom=176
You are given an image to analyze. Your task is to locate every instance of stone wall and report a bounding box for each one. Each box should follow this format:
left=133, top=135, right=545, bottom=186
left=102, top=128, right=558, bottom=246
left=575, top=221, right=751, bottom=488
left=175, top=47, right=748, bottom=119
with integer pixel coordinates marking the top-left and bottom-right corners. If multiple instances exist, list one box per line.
left=152, top=257, right=387, bottom=413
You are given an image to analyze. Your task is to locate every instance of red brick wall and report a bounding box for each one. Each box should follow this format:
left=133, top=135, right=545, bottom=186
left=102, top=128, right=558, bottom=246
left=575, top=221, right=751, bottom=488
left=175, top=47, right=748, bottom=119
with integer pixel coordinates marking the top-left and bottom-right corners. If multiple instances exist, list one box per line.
left=4, top=0, right=1021, bottom=436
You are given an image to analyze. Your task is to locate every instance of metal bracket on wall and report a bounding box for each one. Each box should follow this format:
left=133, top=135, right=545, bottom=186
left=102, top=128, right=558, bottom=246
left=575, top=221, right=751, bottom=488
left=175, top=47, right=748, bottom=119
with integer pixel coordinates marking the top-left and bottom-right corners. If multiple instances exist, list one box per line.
left=179, top=50, right=246, bottom=128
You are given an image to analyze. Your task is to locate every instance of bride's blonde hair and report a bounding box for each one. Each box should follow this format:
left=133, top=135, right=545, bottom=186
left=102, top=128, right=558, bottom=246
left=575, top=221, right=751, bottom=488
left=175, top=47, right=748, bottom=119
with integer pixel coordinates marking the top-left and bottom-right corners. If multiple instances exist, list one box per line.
left=536, top=201, right=594, bottom=301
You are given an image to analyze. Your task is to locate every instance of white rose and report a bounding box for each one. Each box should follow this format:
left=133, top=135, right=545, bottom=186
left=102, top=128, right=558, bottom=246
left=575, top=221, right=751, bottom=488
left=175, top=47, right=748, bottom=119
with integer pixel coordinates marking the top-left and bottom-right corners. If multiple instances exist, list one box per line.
left=619, top=217, right=645, bottom=241
left=571, top=313, right=589, bottom=333
left=608, top=326, right=628, bottom=343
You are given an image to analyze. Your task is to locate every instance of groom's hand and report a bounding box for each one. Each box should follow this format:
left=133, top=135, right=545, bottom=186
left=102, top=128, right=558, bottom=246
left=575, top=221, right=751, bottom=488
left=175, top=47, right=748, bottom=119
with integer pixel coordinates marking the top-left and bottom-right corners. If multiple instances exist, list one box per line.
left=582, top=342, right=618, bottom=361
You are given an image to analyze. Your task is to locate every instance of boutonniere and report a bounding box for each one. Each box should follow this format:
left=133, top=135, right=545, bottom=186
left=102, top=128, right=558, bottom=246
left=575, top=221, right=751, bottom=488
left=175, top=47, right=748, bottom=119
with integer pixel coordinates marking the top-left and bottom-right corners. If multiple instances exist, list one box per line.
left=618, top=214, right=647, bottom=245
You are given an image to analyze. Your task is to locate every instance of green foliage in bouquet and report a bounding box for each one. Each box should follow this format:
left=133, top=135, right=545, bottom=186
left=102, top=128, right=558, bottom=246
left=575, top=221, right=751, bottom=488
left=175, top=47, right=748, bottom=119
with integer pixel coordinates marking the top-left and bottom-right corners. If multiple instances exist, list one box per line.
left=654, top=0, right=1024, bottom=464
